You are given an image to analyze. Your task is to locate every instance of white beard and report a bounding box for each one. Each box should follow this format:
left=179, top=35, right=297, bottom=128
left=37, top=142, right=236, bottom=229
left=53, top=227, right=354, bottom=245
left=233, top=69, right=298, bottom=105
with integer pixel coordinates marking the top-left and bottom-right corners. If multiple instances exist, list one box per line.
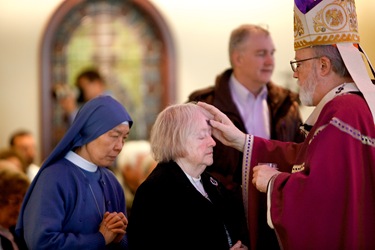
left=299, top=67, right=318, bottom=106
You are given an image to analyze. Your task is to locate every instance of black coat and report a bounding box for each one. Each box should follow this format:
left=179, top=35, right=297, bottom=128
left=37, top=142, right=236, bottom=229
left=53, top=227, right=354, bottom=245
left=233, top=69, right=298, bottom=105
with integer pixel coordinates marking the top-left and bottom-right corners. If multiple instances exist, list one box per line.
left=127, top=161, right=249, bottom=250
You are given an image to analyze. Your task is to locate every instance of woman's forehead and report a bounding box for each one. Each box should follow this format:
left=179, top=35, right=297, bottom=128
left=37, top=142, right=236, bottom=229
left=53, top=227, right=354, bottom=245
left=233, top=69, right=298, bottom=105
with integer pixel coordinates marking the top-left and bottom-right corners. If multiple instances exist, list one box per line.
left=110, top=123, right=130, bottom=133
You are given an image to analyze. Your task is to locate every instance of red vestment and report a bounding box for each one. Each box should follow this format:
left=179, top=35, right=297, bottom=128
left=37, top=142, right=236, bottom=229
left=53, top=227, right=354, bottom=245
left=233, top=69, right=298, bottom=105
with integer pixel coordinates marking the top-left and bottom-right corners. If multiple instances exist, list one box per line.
left=243, top=92, right=375, bottom=249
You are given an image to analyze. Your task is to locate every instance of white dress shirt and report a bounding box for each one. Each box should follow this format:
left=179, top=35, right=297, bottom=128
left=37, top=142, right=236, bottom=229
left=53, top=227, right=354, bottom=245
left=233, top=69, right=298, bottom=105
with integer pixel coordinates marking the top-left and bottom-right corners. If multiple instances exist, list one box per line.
left=229, top=74, right=270, bottom=139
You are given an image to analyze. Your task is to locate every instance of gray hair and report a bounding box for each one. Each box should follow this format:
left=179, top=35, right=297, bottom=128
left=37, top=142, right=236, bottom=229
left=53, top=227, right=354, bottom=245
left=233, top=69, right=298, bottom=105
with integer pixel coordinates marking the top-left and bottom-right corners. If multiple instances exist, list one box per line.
left=150, top=103, right=209, bottom=162
left=229, top=24, right=270, bottom=64
left=312, top=45, right=351, bottom=78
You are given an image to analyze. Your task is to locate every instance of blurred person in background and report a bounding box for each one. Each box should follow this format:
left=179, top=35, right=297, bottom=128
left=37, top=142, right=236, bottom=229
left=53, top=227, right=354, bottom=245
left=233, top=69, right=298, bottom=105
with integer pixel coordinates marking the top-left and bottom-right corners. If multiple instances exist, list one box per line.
left=115, top=140, right=156, bottom=216
left=54, top=68, right=112, bottom=126
left=75, top=69, right=110, bottom=104
left=0, top=148, right=27, bottom=174
left=0, top=163, right=30, bottom=250
left=9, top=130, right=40, bottom=181
left=53, top=83, right=80, bottom=126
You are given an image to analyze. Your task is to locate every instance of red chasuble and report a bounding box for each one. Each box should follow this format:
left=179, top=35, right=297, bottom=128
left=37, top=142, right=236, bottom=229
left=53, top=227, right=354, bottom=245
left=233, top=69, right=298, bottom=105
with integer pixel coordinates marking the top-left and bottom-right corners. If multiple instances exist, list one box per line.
left=243, top=93, right=375, bottom=249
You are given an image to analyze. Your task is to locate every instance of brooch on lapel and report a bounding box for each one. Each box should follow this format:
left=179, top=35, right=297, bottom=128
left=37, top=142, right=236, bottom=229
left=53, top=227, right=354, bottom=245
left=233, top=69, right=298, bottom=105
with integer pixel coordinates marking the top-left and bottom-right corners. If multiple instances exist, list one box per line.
left=210, top=177, right=218, bottom=186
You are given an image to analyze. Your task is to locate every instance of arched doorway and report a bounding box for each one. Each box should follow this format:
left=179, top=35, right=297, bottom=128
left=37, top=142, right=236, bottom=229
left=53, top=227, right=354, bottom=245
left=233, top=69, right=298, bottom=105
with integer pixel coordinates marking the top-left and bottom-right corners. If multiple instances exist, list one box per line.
left=40, top=0, right=176, bottom=160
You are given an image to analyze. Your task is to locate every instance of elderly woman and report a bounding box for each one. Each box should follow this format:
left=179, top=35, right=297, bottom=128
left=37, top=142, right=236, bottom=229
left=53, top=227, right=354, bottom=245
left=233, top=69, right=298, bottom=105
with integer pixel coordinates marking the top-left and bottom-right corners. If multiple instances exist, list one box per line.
left=127, top=103, right=248, bottom=250
left=0, top=163, right=30, bottom=250
left=16, top=96, right=132, bottom=249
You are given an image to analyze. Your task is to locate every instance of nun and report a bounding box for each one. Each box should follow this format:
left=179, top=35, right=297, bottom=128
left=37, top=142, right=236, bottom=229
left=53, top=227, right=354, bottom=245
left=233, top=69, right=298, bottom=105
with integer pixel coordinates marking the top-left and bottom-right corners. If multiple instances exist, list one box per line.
left=16, top=95, right=132, bottom=249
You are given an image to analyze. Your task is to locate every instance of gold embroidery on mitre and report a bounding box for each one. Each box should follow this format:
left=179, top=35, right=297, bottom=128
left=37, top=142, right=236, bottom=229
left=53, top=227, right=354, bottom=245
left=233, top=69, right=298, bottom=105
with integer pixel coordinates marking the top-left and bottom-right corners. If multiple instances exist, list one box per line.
left=292, top=163, right=305, bottom=173
left=313, top=4, right=346, bottom=32
left=294, top=14, right=304, bottom=38
left=294, top=0, right=360, bottom=50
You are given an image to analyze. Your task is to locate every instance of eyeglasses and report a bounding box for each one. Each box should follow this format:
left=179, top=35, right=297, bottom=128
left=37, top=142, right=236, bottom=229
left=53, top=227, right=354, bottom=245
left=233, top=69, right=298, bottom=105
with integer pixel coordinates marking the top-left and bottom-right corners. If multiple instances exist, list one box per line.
left=290, top=56, right=320, bottom=72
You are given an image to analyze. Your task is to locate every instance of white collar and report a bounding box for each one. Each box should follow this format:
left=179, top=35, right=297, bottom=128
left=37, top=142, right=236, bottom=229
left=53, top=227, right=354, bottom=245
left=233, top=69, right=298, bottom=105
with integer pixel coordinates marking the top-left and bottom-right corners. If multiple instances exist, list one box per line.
left=305, top=82, right=359, bottom=126
left=65, top=151, right=98, bottom=172
left=230, top=74, right=250, bottom=106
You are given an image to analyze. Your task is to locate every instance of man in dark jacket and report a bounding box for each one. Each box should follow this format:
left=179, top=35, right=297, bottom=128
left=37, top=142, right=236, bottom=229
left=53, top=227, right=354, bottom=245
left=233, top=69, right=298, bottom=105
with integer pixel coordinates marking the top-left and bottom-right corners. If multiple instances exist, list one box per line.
left=188, top=24, right=304, bottom=250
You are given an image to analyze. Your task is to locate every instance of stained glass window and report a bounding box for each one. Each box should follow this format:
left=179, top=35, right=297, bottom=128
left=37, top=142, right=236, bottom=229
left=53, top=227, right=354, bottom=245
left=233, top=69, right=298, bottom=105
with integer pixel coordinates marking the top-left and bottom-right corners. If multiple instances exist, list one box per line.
left=41, top=0, right=175, bottom=156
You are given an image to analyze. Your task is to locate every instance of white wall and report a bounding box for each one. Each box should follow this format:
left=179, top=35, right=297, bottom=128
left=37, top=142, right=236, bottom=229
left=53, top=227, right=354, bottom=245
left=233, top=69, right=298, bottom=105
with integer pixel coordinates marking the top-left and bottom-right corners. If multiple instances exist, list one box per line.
left=0, top=0, right=62, bottom=163
left=0, top=0, right=373, bottom=163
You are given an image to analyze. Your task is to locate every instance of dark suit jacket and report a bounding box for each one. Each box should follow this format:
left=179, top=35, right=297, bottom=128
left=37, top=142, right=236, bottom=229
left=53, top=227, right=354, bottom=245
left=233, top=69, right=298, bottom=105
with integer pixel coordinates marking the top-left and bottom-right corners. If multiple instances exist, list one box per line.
left=127, top=161, right=249, bottom=250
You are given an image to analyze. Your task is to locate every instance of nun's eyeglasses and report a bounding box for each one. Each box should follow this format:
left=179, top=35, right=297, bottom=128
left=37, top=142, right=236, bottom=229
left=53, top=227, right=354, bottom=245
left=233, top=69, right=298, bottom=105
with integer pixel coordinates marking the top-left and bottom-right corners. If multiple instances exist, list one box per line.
left=290, top=57, right=320, bottom=72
